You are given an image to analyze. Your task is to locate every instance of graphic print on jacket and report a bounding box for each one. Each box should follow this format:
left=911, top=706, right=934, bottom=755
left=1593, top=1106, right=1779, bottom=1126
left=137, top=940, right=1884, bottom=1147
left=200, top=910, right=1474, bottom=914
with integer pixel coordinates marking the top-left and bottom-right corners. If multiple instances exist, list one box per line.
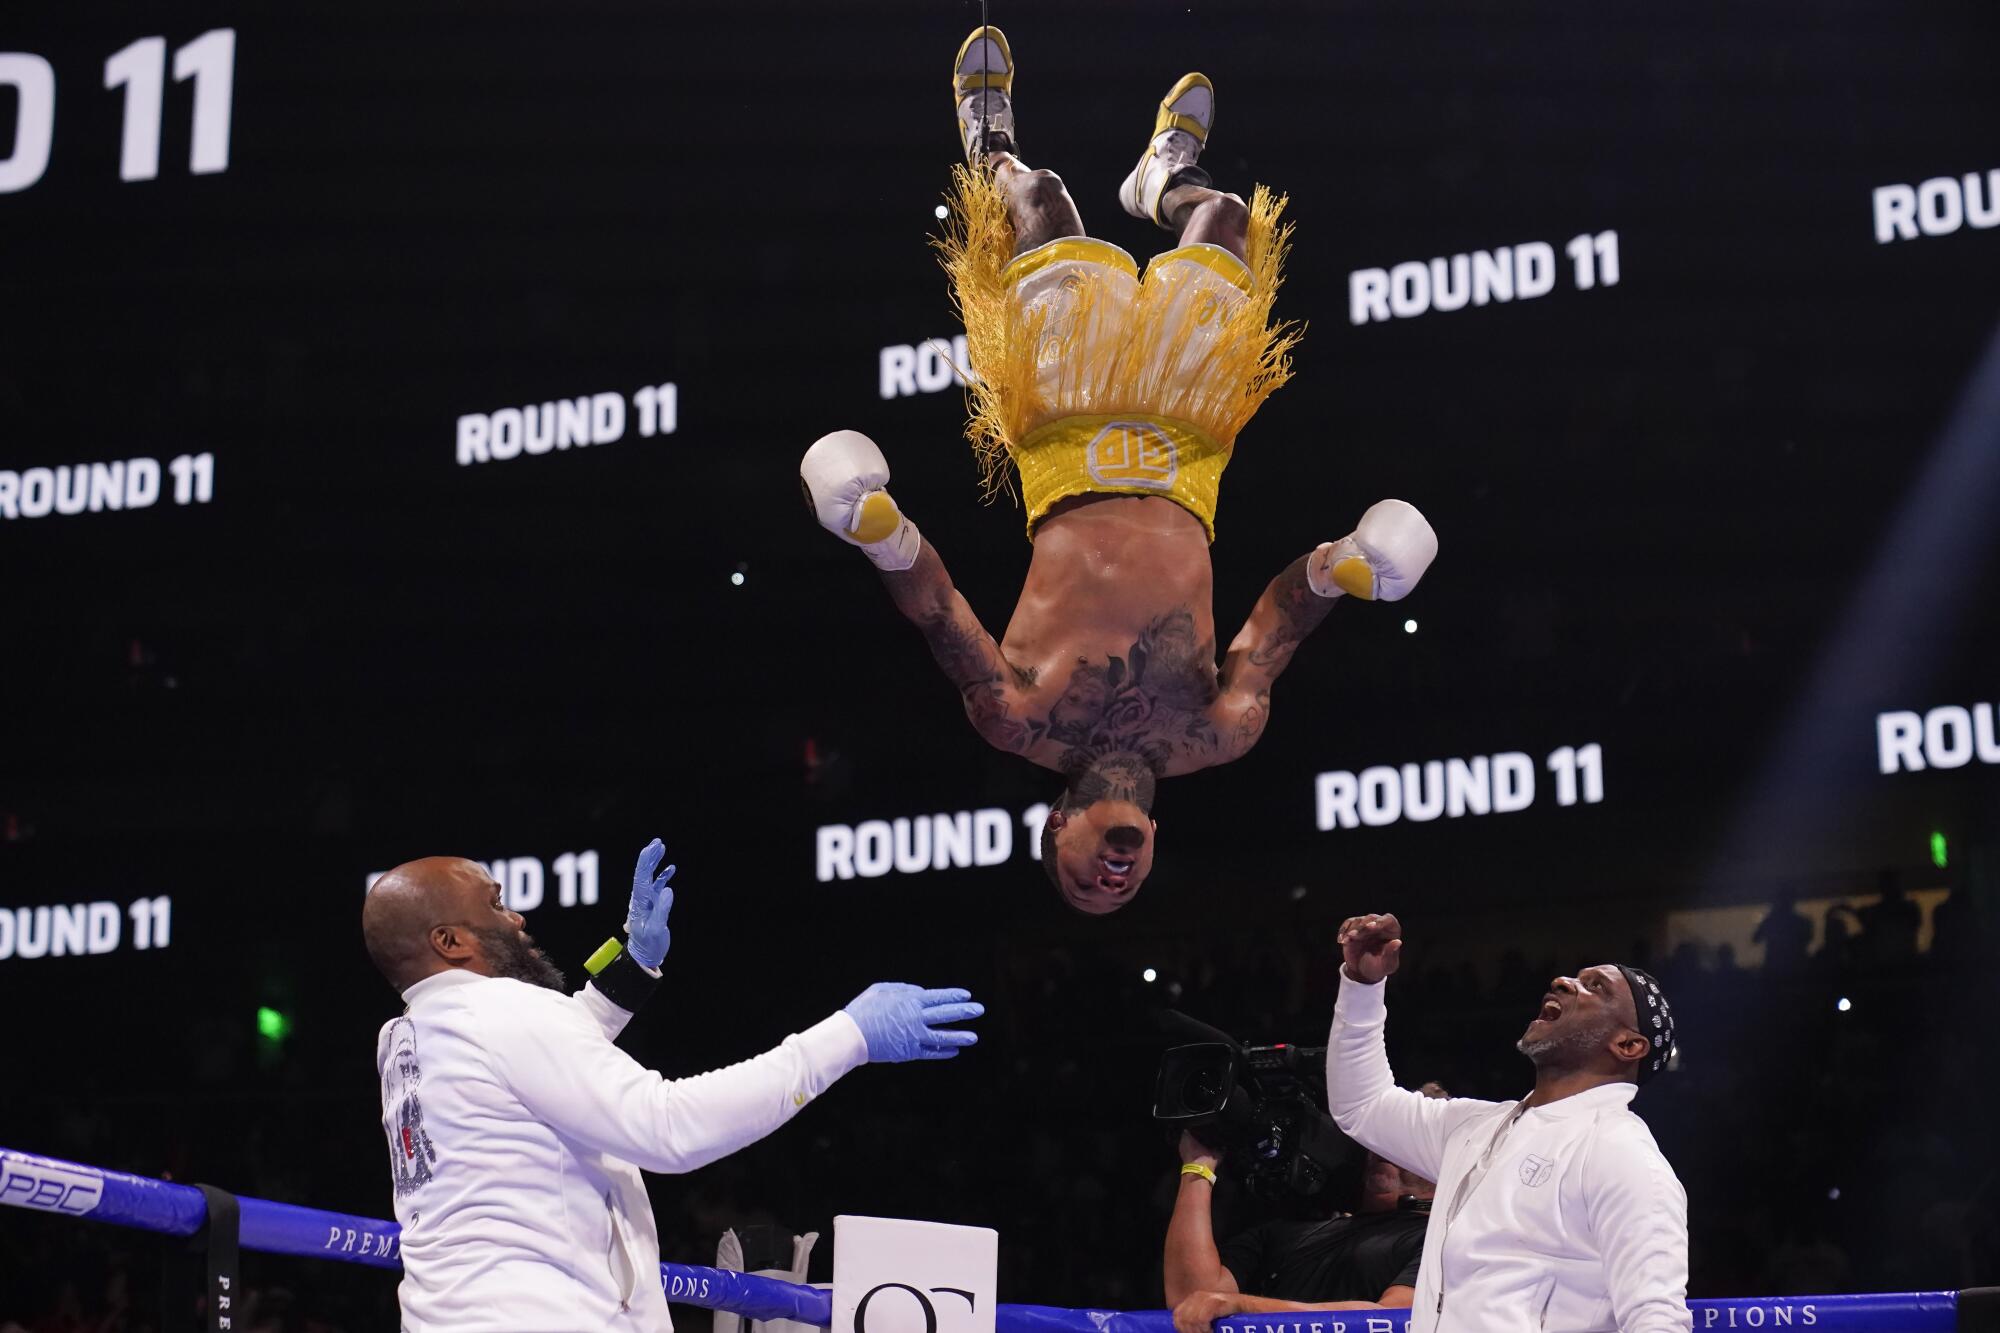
left=383, top=1017, right=440, bottom=1197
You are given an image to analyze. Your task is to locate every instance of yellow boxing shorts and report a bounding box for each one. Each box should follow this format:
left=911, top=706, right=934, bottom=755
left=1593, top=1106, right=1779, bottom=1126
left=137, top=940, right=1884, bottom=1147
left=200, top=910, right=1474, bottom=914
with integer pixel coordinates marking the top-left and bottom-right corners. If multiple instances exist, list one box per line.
left=937, top=166, right=1300, bottom=542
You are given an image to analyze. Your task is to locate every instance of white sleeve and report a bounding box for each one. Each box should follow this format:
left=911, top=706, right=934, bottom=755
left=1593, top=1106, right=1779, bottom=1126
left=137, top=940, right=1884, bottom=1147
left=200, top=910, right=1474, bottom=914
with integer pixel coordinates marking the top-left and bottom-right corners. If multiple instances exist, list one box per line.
left=570, top=981, right=636, bottom=1042
left=1325, top=971, right=1497, bottom=1182
left=481, top=991, right=870, bottom=1175
left=1580, top=1120, right=1690, bottom=1333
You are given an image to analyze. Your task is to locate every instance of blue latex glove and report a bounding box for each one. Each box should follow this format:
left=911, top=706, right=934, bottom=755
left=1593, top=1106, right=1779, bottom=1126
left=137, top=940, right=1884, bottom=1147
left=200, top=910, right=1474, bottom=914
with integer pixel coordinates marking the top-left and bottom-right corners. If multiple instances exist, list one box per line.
left=842, top=983, right=984, bottom=1063
left=623, top=838, right=677, bottom=971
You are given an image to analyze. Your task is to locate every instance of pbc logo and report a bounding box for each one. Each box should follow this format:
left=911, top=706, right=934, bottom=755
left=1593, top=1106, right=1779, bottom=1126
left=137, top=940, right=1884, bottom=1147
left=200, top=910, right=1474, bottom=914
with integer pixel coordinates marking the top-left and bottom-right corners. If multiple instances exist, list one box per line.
left=1519, top=1154, right=1556, bottom=1189
left=0, top=1158, right=104, bottom=1216
left=1086, top=421, right=1178, bottom=490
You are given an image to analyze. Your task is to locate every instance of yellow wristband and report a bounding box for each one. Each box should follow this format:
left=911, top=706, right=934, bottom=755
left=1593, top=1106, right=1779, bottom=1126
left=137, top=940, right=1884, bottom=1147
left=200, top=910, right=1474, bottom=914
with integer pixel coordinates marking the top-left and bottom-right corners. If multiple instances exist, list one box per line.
left=1180, top=1161, right=1217, bottom=1185
left=584, top=937, right=624, bottom=976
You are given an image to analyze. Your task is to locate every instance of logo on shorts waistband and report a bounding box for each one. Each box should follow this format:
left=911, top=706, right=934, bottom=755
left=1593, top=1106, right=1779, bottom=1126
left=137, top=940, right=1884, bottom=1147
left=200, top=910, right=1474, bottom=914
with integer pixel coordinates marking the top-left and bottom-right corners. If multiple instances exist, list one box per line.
left=1086, top=421, right=1178, bottom=490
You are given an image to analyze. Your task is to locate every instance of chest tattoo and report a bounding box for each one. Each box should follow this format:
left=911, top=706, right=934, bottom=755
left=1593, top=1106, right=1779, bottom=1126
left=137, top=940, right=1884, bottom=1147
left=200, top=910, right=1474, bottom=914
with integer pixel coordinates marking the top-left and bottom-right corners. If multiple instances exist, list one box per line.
left=1035, top=609, right=1220, bottom=770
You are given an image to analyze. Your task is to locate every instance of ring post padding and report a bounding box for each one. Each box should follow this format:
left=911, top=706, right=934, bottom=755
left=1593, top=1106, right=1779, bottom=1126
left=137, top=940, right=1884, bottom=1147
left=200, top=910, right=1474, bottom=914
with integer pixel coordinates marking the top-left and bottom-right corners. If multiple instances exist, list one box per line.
left=0, top=1146, right=1971, bottom=1332
left=1961, top=1287, right=2000, bottom=1333
left=167, top=1185, right=240, bottom=1333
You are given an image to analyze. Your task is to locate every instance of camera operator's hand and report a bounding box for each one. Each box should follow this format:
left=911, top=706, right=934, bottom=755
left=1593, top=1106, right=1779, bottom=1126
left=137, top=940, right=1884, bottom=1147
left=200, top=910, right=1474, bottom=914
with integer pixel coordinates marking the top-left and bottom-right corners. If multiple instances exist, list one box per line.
left=1177, top=1131, right=1222, bottom=1175
left=1173, top=1291, right=1247, bottom=1333
left=1339, top=912, right=1403, bottom=984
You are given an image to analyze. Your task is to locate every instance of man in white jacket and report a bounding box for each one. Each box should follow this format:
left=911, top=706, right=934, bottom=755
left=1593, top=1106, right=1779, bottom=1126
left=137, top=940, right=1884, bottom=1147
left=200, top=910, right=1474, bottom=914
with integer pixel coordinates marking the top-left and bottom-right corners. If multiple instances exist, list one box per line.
left=1326, top=912, right=1688, bottom=1333
left=363, top=841, right=984, bottom=1332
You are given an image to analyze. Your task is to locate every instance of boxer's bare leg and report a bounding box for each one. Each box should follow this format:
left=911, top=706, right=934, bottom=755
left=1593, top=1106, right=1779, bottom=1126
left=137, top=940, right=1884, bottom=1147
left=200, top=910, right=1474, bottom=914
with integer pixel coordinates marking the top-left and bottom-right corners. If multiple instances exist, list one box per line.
left=1160, top=184, right=1248, bottom=263
left=990, top=152, right=1085, bottom=257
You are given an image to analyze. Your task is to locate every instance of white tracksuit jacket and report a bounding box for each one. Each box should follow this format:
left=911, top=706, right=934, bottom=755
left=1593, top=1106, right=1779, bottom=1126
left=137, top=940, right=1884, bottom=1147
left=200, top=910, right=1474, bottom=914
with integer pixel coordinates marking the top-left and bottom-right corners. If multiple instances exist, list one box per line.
left=377, top=969, right=868, bottom=1332
left=1327, top=972, right=1690, bottom=1333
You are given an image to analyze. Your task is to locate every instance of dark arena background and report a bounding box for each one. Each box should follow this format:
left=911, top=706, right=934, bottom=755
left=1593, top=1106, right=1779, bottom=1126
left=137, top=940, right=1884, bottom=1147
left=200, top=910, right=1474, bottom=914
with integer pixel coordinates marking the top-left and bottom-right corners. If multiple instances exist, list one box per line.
left=4, top=0, right=1999, bottom=1327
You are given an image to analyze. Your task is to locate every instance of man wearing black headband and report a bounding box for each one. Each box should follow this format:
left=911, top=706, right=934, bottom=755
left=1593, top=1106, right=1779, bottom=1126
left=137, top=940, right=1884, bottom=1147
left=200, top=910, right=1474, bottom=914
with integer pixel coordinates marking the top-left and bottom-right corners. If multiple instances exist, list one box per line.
left=1323, top=912, right=1689, bottom=1333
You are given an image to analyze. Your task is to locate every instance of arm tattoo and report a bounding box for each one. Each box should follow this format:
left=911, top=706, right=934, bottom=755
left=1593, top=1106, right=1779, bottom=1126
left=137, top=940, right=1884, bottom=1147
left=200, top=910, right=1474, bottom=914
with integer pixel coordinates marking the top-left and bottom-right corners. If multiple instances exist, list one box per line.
left=1210, top=556, right=1334, bottom=761
left=1218, top=554, right=1334, bottom=701
left=1244, top=556, right=1327, bottom=677
left=1227, top=688, right=1271, bottom=758
left=916, top=609, right=1045, bottom=754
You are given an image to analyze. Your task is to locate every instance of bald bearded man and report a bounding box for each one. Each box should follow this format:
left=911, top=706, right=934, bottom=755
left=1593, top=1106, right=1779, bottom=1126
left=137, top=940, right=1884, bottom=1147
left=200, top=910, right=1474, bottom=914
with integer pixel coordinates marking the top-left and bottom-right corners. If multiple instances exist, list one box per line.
left=363, top=841, right=982, bottom=1331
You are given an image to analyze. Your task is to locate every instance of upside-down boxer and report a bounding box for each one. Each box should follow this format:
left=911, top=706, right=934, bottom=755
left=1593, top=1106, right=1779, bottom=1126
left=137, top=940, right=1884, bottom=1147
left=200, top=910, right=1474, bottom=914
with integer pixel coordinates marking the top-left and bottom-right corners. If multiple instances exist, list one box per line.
left=363, top=840, right=983, bottom=1331
left=1328, top=912, right=1689, bottom=1333
left=801, top=27, right=1439, bottom=913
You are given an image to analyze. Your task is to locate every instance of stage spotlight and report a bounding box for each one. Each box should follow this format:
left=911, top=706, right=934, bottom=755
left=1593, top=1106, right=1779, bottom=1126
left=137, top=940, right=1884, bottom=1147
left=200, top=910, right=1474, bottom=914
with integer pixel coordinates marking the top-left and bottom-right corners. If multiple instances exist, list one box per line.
left=1403, top=619, right=1418, bottom=634
left=1931, top=830, right=1948, bottom=869
left=1142, top=967, right=1158, bottom=983
left=730, top=572, right=745, bottom=587
left=1709, top=325, right=2000, bottom=883
left=934, top=204, right=949, bottom=220
left=1836, top=997, right=1852, bottom=1013
left=256, top=1006, right=291, bottom=1041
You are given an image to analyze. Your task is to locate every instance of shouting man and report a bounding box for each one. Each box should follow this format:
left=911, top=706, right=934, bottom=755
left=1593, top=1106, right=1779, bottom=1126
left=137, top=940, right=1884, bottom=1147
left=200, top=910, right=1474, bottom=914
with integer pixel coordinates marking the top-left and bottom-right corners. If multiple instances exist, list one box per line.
left=1326, top=912, right=1688, bottom=1333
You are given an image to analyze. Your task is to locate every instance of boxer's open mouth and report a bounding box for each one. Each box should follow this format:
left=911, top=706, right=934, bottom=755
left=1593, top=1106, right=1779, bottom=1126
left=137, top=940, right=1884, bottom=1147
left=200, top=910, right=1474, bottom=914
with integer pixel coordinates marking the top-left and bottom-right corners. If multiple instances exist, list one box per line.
left=1101, top=857, right=1134, bottom=877
left=1534, top=995, right=1563, bottom=1024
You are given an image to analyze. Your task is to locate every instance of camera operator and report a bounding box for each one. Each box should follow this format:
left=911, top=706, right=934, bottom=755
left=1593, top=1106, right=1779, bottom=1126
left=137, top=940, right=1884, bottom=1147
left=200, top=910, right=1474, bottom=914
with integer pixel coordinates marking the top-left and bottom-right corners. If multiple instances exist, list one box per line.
left=1163, top=1097, right=1440, bottom=1332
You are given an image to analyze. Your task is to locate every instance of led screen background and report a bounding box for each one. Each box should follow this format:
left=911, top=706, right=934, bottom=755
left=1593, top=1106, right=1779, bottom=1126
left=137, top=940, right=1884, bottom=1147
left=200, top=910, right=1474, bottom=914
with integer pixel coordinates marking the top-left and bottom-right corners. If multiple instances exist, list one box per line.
left=3, top=0, right=1997, bottom=1315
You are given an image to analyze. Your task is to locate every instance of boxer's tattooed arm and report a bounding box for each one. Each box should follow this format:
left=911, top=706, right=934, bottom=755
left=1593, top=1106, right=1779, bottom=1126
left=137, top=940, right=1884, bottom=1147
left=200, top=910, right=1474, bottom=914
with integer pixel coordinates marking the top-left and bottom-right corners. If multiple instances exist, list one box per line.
left=882, top=542, right=1044, bottom=754
left=1219, top=555, right=1335, bottom=692
left=1212, top=555, right=1336, bottom=760
left=915, top=610, right=1045, bottom=754
left=1222, top=688, right=1272, bottom=761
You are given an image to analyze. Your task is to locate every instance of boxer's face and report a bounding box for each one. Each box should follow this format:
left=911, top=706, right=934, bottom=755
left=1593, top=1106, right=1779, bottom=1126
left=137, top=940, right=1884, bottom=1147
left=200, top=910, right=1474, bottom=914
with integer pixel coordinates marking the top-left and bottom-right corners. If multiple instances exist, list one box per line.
left=1046, top=801, right=1156, bottom=914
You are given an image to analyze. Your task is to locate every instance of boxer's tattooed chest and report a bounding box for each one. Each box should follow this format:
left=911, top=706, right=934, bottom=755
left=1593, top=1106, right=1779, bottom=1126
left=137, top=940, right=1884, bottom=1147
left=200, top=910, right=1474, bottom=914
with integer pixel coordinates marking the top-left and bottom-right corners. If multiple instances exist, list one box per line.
left=1037, top=609, right=1221, bottom=771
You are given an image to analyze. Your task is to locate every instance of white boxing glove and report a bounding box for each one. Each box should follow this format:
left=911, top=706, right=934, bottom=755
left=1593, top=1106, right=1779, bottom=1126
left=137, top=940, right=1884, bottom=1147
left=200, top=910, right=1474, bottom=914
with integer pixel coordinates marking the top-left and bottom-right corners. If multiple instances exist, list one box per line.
left=1307, top=499, right=1437, bottom=601
left=800, top=429, right=922, bottom=572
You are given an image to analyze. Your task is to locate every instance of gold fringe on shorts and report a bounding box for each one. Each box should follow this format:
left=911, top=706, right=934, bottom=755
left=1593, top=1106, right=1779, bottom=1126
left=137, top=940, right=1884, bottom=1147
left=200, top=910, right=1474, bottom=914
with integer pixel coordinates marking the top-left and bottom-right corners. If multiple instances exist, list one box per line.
left=933, top=163, right=1302, bottom=515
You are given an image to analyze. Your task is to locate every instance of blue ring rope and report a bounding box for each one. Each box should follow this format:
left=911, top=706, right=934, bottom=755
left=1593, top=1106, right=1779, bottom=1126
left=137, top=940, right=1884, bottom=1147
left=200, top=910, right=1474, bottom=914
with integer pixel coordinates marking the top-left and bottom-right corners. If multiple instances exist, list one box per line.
left=0, top=1146, right=1968, bottom=1331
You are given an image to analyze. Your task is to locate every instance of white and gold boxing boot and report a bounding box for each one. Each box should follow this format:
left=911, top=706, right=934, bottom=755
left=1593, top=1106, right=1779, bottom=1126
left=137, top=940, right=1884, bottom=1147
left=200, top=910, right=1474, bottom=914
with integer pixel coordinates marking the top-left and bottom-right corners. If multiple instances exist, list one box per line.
left=1118, top=72, right=1215, bottom=226
left=953, top=26, right=1016, bottom=164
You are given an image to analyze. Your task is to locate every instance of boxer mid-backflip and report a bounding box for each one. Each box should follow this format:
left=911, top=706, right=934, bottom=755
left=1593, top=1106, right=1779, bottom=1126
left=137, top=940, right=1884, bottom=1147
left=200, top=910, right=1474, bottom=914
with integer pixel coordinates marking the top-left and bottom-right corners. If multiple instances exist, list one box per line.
left=802, top=27, right=1438, bottom=913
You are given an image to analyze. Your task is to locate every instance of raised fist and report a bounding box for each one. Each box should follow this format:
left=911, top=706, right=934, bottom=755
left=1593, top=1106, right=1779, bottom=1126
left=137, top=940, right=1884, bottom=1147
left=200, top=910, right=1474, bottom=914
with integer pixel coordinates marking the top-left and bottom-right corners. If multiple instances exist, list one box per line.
left=1338, top=912, right=1403, bottom=985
